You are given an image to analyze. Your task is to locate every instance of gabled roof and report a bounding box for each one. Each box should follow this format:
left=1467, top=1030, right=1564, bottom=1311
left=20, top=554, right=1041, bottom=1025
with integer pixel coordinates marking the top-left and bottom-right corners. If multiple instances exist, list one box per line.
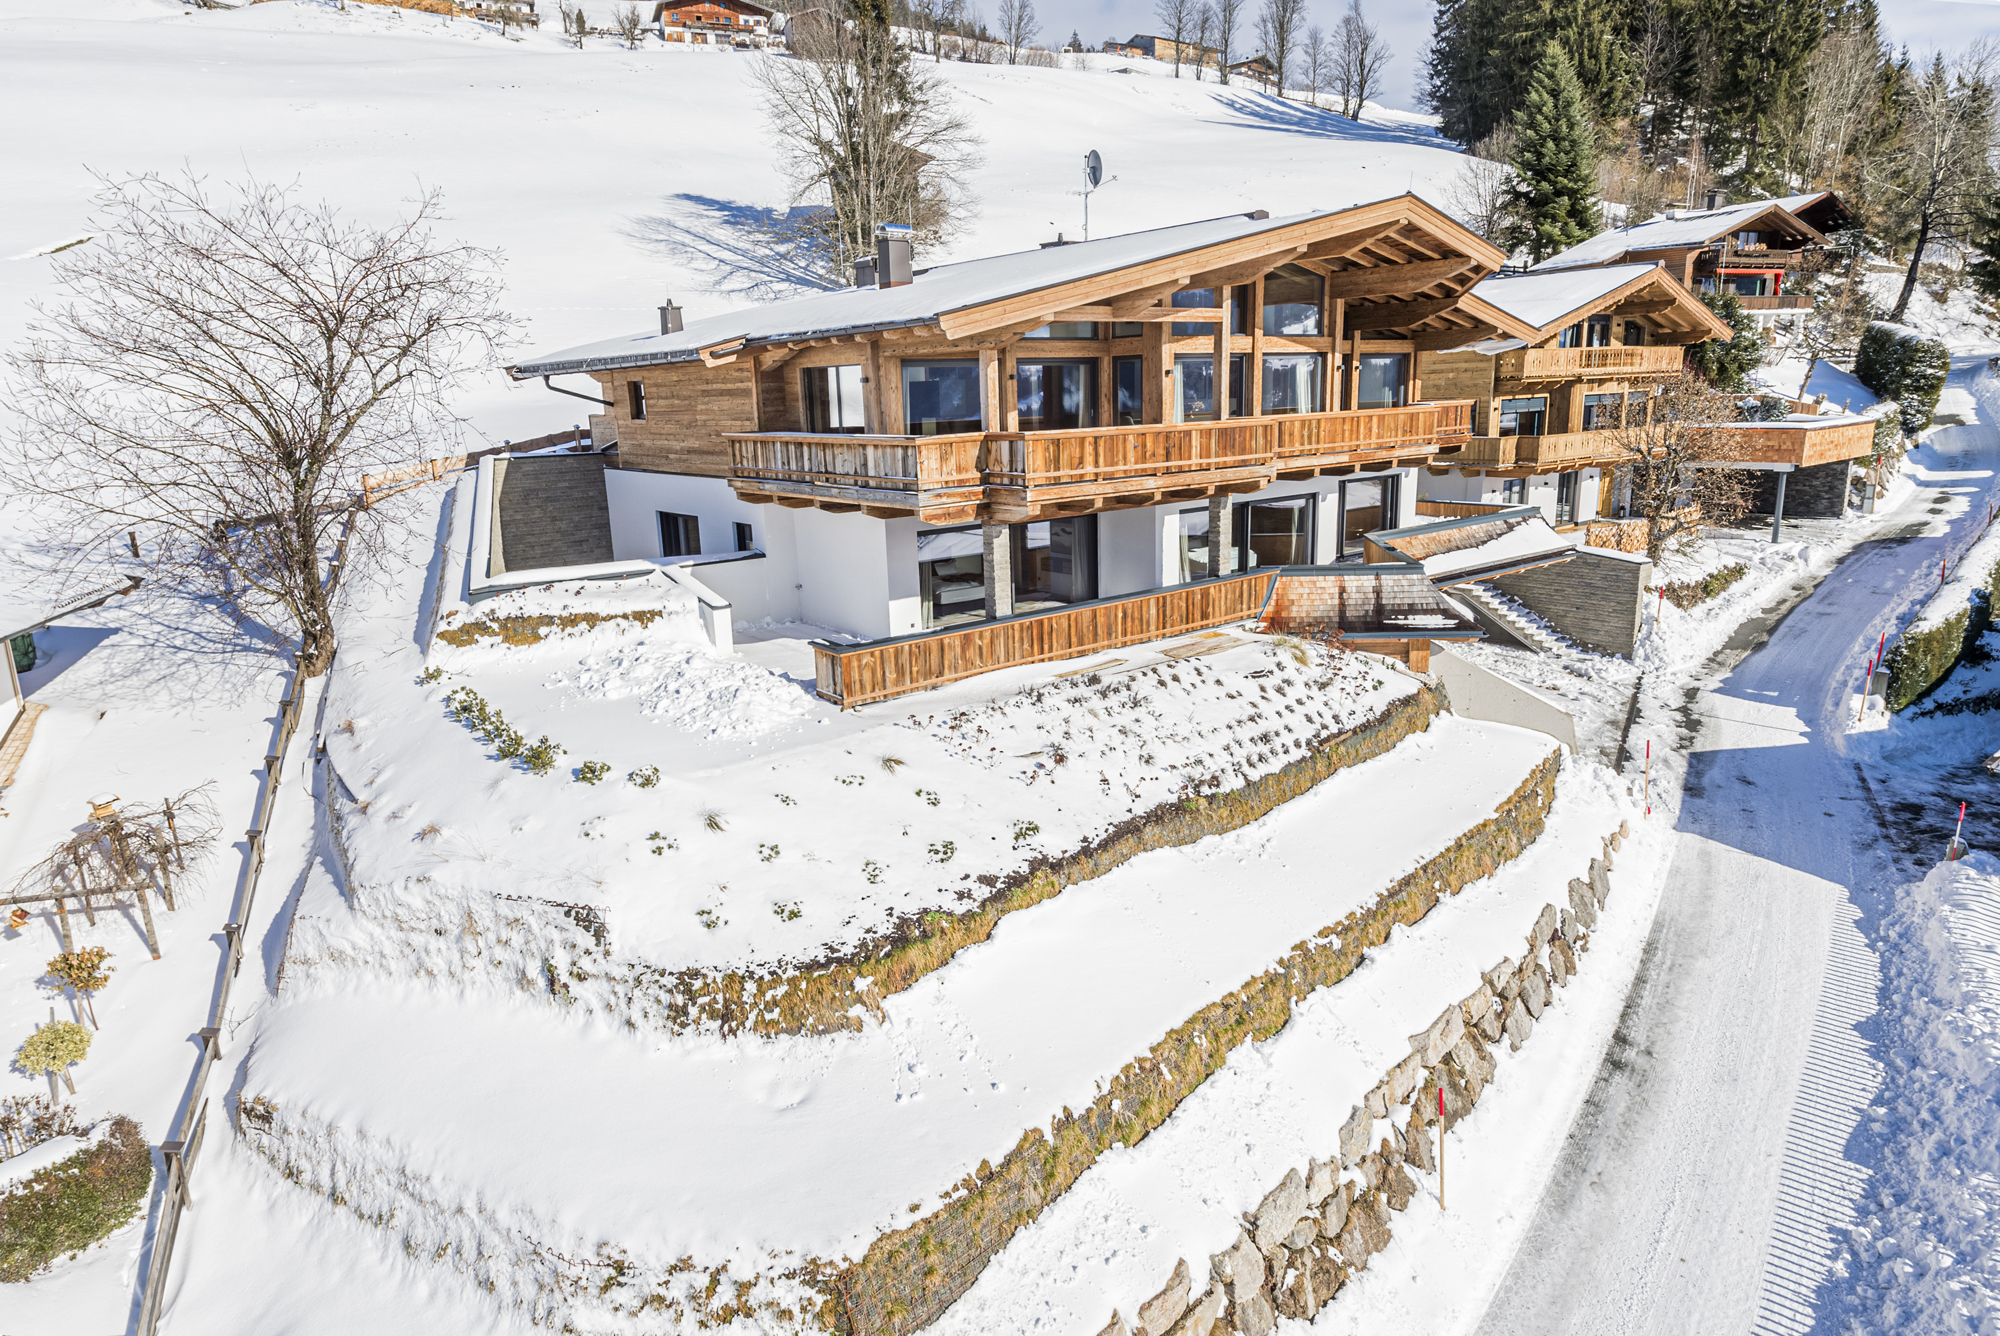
left=511, top=194, right=1528, bottom=378
left=1366, top=509, right=1578, bottom=585
left=1473, top=261, right=1733, bottom=341
left=1530, top=194, right=1835, bottom=273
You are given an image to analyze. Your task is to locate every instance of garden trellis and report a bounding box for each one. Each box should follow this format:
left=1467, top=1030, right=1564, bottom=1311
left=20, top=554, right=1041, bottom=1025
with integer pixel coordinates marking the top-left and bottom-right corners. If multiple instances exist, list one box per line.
left=3, top=787, right=219, bottom=959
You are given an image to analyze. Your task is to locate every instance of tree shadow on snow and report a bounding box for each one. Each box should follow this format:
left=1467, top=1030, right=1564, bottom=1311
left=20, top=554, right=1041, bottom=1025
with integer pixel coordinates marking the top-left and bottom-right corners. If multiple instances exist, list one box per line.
left=624, top=195, right=844, bottom=302
left=1198, top=90, right=1450, bottom=154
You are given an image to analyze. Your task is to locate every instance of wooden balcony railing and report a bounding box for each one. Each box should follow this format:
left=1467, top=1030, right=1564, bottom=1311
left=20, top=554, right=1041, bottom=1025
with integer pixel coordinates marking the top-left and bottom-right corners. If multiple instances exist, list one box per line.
left=727, top=401, right=1474, bottom=523
left=1498, top=345, right=1687, bottom=380
left=1429, top=428, right=1660, bottom=473
left=1735, top=294, right=1813, bottom=311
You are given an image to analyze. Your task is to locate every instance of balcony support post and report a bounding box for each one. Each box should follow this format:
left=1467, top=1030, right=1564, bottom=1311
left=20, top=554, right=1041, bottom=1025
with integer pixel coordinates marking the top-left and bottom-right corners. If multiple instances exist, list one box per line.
left=982, top=523, right=1015, bottom=620
left=979, top=349, right=1002, bottom=431
left=1770, top=469, right=1788, bottom=544
left=1212, top=321, right=1230, bottom=422
left=1208, top=494, right=1235, bottom=577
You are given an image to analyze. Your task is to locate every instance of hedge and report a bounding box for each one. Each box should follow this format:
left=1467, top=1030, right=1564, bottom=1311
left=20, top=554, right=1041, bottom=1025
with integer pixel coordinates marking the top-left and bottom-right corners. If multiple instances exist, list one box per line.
left=1855, top=322, right=1950, bottom=436
left=0, top=1116, right=152, bottom=1282
left=1884, top=544, right=2000, bottom=712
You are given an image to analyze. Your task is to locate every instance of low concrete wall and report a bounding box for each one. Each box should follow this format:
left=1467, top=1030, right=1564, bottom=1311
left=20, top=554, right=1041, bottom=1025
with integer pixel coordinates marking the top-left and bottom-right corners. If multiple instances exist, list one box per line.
left=1431, top=647, right=1576, bottom=752
left=1493, top=546, right=1652, bottom=657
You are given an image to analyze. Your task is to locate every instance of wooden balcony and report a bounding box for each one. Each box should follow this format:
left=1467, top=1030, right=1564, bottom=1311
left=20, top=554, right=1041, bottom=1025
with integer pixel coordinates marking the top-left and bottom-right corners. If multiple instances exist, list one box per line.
left=1734, top=294, right=1813, bottom=312
left=1415, top=499, right=1515, bottom=519
left=1497, top=345, right=1687, bottom=381
left=726, top=402, right=1475, bottom=524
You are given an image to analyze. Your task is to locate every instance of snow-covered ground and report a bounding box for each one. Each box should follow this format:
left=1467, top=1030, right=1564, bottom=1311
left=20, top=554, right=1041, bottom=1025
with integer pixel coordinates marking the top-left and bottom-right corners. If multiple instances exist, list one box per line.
left=0, top=0, right=1471, bottom=447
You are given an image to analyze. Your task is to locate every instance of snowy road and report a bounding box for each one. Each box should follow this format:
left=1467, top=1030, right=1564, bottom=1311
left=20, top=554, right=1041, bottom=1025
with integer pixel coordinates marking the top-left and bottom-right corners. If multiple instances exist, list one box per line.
left=1473, top=362, right=2000, bottom=1336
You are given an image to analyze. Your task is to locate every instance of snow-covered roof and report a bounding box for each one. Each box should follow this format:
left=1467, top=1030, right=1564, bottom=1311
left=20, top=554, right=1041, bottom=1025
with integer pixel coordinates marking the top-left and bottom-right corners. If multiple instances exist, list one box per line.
left=512, top=196, right=1490, bottom=377
left=1530, top=194, right=1831, bottom=273
left=1471, top=263, right=1664, bottom=330
left=1368, top=509, right=1579, bottom=585
left=0, top=576, right=141, bottom=644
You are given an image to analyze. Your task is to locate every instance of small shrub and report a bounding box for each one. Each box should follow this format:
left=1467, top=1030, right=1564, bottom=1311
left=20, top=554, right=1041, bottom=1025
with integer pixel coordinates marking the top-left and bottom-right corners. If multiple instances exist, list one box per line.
left=575, top=760, right=610, bottom=785
left=416, top=666, right=443, bottom=685
left=836, top=774, right=866, bottom=787
left=927, top=840, right=956, bottom=864
left=646, top=830, right=676, bottom=856
left=775, top=793, right=797, bottom=806
left=772, top=901, right=802, bottom=921
left=879, top=755, right=907, bottom=773
left=43, top=948, right=113, bottom=1029
left=15, top=1022, right=90, bottom=1095
left=629, top=765, right=660, bottom=789
left=758, top=843, right=781, bottom=862
left=863, top=859, right=884, bottom=884
left=0, top=1095, right=77, bottom=1159
left=1657, top=562, right=1749, bottom=610
left=522, top=737, right=564, bottom=776
left=915, top=788, right=941, bottom=807
left=695, top=907, right=726, bottom=930
left=0, top=1115, right=152, bottom=1282
left=701, top=809, right=727, bottom=833
left=1011, top=820, right=1040, bottom=846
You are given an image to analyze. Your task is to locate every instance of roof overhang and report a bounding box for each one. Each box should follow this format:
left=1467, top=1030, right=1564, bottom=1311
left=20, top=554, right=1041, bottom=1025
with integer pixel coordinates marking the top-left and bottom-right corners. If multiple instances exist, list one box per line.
left=1528, top=263, right=1733, bottom=343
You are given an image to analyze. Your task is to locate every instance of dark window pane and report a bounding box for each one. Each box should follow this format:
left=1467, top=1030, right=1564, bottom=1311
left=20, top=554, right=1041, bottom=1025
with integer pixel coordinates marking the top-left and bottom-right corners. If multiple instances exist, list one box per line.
left=802, top=364, right=866, bottom=433
left=1262, top=263, right=1323, bottom=335
left=1498, top=396, right=1546, bottom=437
left=1172, top=287, right=1218, bottom=336
left=1114, top=356, right=1144, bottom=425
left=1355, top=354, right=1407, bottom=410
left=1261, top=354, right=1323, bottom=414
left=658, top=511, right=699, bottom=557
left=1111, top=321, right=1144, bottom=339
left=1022, top=321, right=1100, bottom=340
left=902, top=361, right=982, bottom=435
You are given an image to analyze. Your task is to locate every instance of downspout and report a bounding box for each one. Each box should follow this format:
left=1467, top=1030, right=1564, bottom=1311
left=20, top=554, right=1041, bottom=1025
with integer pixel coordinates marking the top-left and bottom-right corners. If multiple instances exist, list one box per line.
left=542, top=374, right=613, bottom=408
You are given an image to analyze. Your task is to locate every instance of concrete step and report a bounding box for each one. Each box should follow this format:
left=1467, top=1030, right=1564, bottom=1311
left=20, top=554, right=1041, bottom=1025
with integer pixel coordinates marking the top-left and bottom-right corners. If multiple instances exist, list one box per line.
left=1455, top=584, right=1568, bottom=656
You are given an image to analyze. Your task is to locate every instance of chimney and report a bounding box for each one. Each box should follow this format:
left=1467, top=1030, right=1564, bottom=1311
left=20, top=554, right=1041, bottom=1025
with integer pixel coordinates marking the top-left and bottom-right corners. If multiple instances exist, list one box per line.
left=853, top=255, right=878, bottom=287
left=1703, top=189, right=1727, bottom=211
left=875, top=222, right=913, bottom=288
left=658, top=302, right=683, bottom=336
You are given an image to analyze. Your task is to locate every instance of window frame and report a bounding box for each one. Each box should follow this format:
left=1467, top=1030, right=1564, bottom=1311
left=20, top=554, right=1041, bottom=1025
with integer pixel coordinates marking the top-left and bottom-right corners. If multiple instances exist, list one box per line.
left=658, top=511, right=701, bottom=558
left=628, top=380, right=647, bottom=421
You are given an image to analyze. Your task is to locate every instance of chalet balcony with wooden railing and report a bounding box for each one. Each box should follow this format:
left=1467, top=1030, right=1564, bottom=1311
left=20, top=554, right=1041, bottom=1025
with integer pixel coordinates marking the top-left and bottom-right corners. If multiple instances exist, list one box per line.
left=1443, top=429, right=1650, bottom=473
left=1495, top=344, right=1688, bottom=381
left=725, top=401, right=1474, bottom=525
left=1734, top=294, right=1813, bottom=312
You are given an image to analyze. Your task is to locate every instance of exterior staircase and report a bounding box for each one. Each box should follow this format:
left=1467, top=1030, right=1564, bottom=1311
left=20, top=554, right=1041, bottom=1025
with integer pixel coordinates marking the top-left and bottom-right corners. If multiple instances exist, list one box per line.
left=1451, top=583, right=1569, bottom=656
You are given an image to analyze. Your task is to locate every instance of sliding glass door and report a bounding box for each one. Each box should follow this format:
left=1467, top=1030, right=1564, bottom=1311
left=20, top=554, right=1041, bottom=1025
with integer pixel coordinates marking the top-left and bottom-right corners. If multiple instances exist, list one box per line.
left=1339, top=476, right=1399, bottom=556
left=1114, top=356, right=1144, bottom=425
left=1175, top=354, right=1245, bottom=422
left=1235, top=495, right=1315, bottom=568
left=1015, top=359, right=1098, bottom=432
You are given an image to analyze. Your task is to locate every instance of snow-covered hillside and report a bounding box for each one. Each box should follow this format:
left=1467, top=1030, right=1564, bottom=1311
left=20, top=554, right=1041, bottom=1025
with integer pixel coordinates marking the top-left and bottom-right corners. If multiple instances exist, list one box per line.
left=0, top=0, right=1468, bottom=445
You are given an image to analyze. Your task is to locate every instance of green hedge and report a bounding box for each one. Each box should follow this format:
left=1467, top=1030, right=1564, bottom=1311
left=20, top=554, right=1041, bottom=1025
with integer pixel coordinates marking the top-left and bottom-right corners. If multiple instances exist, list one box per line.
left=1856, top=322, right=1950, bottom=436
left=0, top=1116, right=152, bottom=1282
left=1885, top=549, right=2000, bottom=711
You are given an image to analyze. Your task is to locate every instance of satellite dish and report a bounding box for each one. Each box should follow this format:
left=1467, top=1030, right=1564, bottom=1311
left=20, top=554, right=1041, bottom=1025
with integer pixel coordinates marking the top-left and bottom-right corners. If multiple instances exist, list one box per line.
left=1086, top=150, right=1103, bottom=188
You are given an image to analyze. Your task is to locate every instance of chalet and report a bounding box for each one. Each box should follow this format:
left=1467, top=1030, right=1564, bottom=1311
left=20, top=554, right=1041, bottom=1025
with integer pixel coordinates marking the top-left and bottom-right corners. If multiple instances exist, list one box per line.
left=502, top=197, right=1530, bottom=695
left=1117, top=34, right=1219, bottom=66
left=1532, top=192, right=1855, bottom=327
left=650, top=0, right=773, bottom=47
left=1227, top=54, right=1277, bottom=88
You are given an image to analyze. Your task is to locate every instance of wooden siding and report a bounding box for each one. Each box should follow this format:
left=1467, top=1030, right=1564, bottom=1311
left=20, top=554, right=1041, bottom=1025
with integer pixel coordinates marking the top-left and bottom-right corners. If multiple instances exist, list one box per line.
left=1415, top=499, right=1515, bottom=519
left=814, top=572, right=1278, bottom=707
left=1497, top=344, right=1687, bottom=380
left=600, top=361, right=754, bottom=477
left=1727, top=417, right=1878, bottom=467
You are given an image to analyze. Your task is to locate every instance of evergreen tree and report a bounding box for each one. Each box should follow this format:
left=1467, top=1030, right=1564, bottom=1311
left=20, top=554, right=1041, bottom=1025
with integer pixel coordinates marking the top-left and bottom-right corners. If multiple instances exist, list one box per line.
left=1500, top=0, right=1634, bottom=122
left=1507, top=43, right=1601, bottom=262
left=1686, top=291, right=1763, bottom=392
left=1420, top=0, right=1509, bottom=145
left=1969, top=193, right=2000, bottom=303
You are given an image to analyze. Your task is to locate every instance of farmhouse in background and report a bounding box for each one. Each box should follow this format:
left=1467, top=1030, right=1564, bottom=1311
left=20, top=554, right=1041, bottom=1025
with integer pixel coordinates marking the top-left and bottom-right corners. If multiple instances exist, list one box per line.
left=649, top=0, right=775, bottom=48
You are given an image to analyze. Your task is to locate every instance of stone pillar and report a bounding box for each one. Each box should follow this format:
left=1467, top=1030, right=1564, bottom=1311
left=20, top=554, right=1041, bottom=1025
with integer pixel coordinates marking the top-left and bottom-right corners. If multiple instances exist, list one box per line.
left=1208, top=495, right=1236, bottom=577
left=983, top=523, right=1015, bottom=619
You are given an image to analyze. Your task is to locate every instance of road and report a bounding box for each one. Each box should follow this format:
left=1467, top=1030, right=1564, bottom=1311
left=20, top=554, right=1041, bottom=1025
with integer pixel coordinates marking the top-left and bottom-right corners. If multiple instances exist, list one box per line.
left=1473, top=360, right=2000, bottom=1336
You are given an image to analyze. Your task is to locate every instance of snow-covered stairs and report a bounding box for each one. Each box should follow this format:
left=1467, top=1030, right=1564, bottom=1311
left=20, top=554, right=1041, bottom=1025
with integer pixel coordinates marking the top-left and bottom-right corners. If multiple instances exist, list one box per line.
left=1452, top=583, right=1569, bottom=655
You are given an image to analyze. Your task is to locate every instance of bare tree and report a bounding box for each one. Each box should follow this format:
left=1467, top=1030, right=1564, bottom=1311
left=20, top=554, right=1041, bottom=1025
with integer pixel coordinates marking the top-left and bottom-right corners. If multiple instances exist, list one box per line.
left=1875, top=43, right=1998, bottom=322
left=612, top=2, right=645, bottom=47
left=1212, top=0, right=1244, bottom=85
left=1255, top=0, right=1306, bottom=98
left=1779, top=21, right=1881, bottom=191
left=1191, top=1, right=1214, bottom=80
left=488, top=0, right=532, bottom=36
left=1331, top=0, right=1389, bottom=119
left=753, top=0, right=982, bottom=282
left=1155, top=0, right=1195, bottom=78
left=1301, top=24, right=1328, bottom=108
left=558, top=0, right=587, bottom=47
left=1442, top=127, right=1517, bottom=243
left=1633, top=0, right=1680, bottom=165
left=1, top=173, right=515, bottom=676
left=996, top=0, right=1038, bottom=64
left=1602, top=371, right=1754, bottom=560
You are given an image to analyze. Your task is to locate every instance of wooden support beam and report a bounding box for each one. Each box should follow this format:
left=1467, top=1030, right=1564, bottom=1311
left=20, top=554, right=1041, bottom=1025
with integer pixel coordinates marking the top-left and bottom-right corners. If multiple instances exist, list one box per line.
left=772, top=497, right=817, bottom=509
left=1186, top=247, right=1307, bottom=291
left=1051, top=306, right=1116, bottom=322
left=1606, top=299, right=1678, bottom=317
left=1108, top=279, right=1189, bottom=319
left=818, top=502, right=862, bottom=514
left=1321, top=258, right=1480, bottom=301
left=1299, top=224, right=1404, bottom=263
left=1412, top=323, right=1502, bottom=352
left=1350, top=295, right=1468, bottom=330
left=861, top=505, right=909, bottom=519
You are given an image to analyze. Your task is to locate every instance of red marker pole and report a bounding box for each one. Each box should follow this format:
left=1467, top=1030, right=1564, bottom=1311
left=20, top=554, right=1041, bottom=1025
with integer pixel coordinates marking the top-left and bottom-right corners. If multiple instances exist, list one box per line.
left=1644, top=740, right=1652, bottom=816
left=1951, top=802, right=1968, bottom=861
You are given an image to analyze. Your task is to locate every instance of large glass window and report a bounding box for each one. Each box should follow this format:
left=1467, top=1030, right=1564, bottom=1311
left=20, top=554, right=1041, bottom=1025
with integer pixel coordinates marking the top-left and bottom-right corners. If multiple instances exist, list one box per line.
left=1555, top=471, right=1580, bottom=525
left=917, top=527, right=986, bottom=626
left=1111, top=321, right=1145, bottom=339
left=1175, top=354, right=1245, bottom=422
left=1114, top=356, right=1145, bottom=425
left=1261, top=354, right=1324, bottom=415
left=1585, top=315, right=1612, bottom=347
left=1354, top=354, right=1408, bottom=410
left=1557, top=323, right=1583, bottom=348
left=801, top=364, right=866, bottom=433
left=1730, top=274, right=1771, bottom=297
left=1171, top=287, right=1220, bottom=337
left=1622, top=321, right=1647, bottom=347
left=1237, top=495, right=1315, bottom=569
left=901, top=360, right=982, bottom=436
left=1582, top=393, right=1622, bottom=430
left=1015, top=359, right=1098, bottom=432
left=1015, top=517, right=1097, bottom=605
left=658, top=511, right=700, bottom=557
left=1498, top=396, right=1547, bottom=437
left=1499, top=478, right=1527, bottom=505
left=1339, top=477, right=1397, bottom=556
left=1262, top=264, right=1324, bottom=336
left=1021, top=321, right=1101, bottom=340
left=1176, top=507, right=1211, bottom=582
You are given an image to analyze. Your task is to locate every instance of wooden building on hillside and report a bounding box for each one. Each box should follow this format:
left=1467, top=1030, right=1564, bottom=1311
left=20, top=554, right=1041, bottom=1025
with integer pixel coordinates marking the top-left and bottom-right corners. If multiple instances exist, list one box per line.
left=508, top=196, right=1538, bottom=642
left=650, top=0, right=773, bottom=47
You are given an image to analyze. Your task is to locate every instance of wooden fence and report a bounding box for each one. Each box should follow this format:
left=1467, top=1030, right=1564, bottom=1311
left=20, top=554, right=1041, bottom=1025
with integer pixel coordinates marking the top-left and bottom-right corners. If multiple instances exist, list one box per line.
left=132, top=517, right=354, bottom=1336
left=813, top=571, right=1279, bottom=708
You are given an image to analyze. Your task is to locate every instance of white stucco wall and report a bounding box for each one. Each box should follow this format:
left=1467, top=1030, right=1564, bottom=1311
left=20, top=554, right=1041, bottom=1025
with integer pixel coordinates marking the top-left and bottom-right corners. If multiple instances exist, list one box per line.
left=601, top=469, right=807, bottom=626
left=794, top=508, right=894, bottom=639
left=1416, top=467, right=1602, bottom=524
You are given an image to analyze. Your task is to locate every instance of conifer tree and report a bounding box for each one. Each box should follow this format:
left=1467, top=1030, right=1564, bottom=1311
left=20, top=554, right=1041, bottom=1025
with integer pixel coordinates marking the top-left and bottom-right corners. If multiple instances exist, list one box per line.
left=1507, top=42, right=1601, bottom=262
left=1969, top=194, right=2000, bottom=303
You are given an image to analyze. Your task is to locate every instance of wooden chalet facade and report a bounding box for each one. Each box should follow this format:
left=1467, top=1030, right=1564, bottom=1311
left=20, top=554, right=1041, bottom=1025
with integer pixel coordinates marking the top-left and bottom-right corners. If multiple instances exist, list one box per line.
left=1530, top=192, right=1854, bottom=324
left=510, top=196, right=1533, bottom=644
left=650, top=0, right=772, bottom=46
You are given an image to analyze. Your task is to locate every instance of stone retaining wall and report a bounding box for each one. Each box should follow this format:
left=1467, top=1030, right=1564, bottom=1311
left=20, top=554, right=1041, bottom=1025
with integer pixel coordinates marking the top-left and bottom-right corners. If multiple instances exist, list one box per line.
left=1093, top=826, right=1628, bottom=1336
left=831, top=751, right=1565, bottom=1335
